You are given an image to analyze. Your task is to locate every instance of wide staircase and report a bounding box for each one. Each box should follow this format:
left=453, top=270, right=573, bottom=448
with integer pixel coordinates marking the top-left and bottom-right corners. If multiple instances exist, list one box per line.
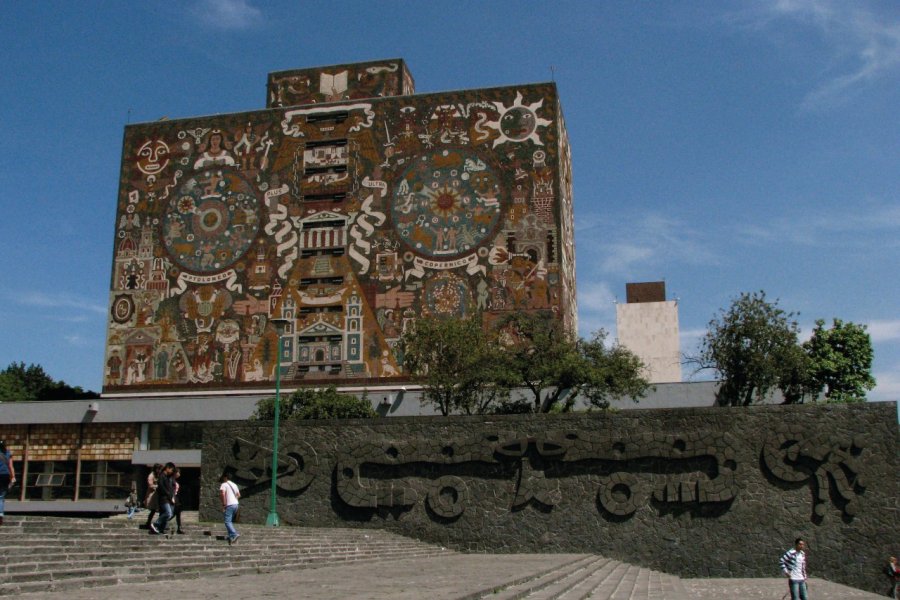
left=467, top=555, right=691, bottom=600
left=0, top=516, right=693, bottom=599
left=0, top=515, right=450, bottom=596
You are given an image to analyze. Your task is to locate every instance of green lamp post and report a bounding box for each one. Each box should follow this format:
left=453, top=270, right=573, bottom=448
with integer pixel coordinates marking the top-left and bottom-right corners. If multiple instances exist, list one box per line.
left=266, top=317, right=290, bottom=527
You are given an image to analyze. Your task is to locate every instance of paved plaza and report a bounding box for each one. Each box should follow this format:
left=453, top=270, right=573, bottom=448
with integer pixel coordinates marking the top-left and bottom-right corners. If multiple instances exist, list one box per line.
left=15, top=554, right=888, bottom=600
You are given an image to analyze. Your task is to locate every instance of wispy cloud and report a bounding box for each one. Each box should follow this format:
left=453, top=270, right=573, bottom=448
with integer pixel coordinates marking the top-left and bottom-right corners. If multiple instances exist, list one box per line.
left=679, top=327, right=707, bottom=345
left=5, top=291, right=107, bottom=315
left=64, top=334, right=93, bottom=348
left=736, top=202, right=900, bottom=247
left=735, top=1, right=900, bottom=109
left=870, top=365, right=900, bottom=401
left=577, top=281, right=617, bottom=338
left=580, top=212, right=719, bottom=276
left=868, top=319, right=900, bottom=343
left=190, top=0, right=263, bottom=30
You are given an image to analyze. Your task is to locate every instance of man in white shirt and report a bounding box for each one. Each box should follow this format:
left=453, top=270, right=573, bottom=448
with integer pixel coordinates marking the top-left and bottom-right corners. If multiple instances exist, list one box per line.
left=219, top=473, right=241, bottom=545
left=780, top=537, right=808, bottom=600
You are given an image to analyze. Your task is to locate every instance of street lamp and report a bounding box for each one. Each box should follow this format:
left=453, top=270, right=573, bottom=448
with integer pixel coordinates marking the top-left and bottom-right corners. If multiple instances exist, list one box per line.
left=266, top=316, right=290, bottom=527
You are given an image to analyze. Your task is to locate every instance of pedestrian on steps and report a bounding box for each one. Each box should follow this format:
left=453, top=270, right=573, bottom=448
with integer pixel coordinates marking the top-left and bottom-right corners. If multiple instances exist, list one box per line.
left=125, top=481, right=139, bottom=519
left=173, top=467, right=185, bottom=534
left=219, top=473, right=240, bottom=545
left=0, top=441, right=16, bottom=527
left=143, top=463, right=161, bottom=529
left=149, top=462, right=176, bottom=536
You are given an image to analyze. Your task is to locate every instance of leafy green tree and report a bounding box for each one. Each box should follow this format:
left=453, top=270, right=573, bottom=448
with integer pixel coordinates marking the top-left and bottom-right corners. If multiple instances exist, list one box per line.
left=695, top=291, right=805, bottom=406
left=579, top=331, right=652, bottom=409
left=251, top=386, right=376, bottom=421
left=400, top=317, right=507, bottom=415
left=803, top=319, right=875, bottom=403
left=492, top=313, right=650, bottom=413
left=0, top=362, right=98, bottom=401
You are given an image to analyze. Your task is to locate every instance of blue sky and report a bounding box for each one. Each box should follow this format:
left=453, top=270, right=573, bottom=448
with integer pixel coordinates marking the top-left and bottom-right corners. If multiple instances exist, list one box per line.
left=1, top=1, right=898, bottom=399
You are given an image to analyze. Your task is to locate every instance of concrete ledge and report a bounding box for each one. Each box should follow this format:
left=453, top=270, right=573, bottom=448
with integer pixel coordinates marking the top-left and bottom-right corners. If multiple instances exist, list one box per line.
left=132, top=449, right=201, bottom=467
left=5, top=500, right=125, bottom=513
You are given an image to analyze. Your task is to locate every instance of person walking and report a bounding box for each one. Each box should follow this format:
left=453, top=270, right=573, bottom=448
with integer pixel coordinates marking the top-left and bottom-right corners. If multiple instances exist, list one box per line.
left=173, top=468, right=185, bottom=534
left=143, top=463, right=161, bottom=529
left=149, top=463, right=176, bottom=535
left=125, top=481, right=139, bottom=519
left=219, top=473, right=240, bottom=545
left=0, top=441, right=16, bottom=526
left=886, top=556, right=900, bottom=599
left=780, top=537, right=809, bottom=600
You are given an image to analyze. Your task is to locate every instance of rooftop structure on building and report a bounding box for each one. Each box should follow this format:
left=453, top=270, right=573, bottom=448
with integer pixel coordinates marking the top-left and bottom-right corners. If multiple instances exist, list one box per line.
left=616, top=281, right=682, bottom=384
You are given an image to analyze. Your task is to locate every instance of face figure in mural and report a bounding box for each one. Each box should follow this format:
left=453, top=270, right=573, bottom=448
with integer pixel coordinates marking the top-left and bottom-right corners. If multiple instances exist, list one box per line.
left=136, top=139, right=171, bottom=175
left=488, top=92, right=552, bottom=148
left=500, top=107, right=536, bottom=141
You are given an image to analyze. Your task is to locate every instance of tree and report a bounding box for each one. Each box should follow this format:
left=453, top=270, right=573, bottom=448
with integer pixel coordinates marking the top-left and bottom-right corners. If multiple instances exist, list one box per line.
left=400, top=317, right=507, bottom=415
left=695, top=291, right=805, bottom=406
left=492, top=312, right=650, bottom=413
left=803, top=319, right=875, bottom=403
left=251, top=386, right=376, bottom=421
left=0, top=362, right=99, bottom=401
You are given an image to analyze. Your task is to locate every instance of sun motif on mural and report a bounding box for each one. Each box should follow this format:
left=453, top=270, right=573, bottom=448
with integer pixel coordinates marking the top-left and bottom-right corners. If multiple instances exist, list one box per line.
left=486, top=92, right=552, bottom=148
left=425, top=184, right=460, bottom=218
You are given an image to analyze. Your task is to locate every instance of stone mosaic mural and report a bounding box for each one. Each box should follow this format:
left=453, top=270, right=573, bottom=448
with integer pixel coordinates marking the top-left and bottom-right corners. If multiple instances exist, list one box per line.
left=104, top=63, right=575, bottom=393
left=201, top=403, right=898, bottom=594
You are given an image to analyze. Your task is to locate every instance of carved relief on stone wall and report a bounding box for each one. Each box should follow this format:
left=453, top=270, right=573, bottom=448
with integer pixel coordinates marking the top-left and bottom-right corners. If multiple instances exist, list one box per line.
left=224, top=436, right=319, bottom=493
left=333, top=429, right=739, bottom=520
left=219, top=427, right=868, bottom=524
left=762, top=428, right=865, bottom=521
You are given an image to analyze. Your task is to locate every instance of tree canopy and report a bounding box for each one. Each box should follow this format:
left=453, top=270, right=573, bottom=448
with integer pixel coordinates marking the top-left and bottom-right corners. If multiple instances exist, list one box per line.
left=400, top=312, right=650, bottom=415
left=694, top=292, right=876, bottom=405
left=400, top=317, right=505, bottom=416
left=251, top=386, right=376, bottom=421
left=0, top=362, right=99, bottom=402
left=696, top=291, right=805, bottom=406
left=803, top=319, right=875, bottom=403
left=492, top=312, right=650, bottom=413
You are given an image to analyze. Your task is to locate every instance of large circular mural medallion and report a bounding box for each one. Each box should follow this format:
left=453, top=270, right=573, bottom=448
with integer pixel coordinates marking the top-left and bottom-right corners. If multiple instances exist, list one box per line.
left=163, top=172, right=260, bottom=273
left=392, top=148, right=503, bottom=259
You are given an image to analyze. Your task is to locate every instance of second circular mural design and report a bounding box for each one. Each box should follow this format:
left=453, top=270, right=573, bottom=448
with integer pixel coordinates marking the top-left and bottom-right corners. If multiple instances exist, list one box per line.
left=163, top=171, right=261, bottom=273
left=392, top=148, right=503, bottom=259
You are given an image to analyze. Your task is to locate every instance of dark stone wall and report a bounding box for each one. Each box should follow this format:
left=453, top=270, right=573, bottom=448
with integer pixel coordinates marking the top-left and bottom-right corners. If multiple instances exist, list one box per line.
left=200, top=402, right=898, bottom=593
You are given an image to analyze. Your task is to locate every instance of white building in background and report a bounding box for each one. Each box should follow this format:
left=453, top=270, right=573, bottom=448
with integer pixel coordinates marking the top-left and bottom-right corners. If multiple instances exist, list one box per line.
left=616, top=281, right=682, bottom=384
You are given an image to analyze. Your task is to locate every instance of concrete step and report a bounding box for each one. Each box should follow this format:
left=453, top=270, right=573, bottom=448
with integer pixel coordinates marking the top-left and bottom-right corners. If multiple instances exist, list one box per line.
left=471, top=556, right=693, bottom=600
left=0, top=549, right=451, bottom=597
left=473, top=555, right=598, bottom=599
left=0, top=516, right=453, bottom=597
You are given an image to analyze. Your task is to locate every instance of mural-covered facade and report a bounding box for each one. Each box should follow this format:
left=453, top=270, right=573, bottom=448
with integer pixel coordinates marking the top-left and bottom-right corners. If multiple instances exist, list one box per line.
left=103, top=60, right=576, bottom=394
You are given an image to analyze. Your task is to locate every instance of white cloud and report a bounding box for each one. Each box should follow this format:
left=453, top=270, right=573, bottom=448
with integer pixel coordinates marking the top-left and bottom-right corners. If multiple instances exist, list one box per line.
left=679, top=327, right=707, bottom=344
left=870, top=367, right=900, bottom=401
left=742, top=1, right=900, bottom=109
left=9, top=291, right=107, bottom=315
left=736, top=202, right=900, bottom=247
left=191, top=0, right=263, bottom=30
left=64, top=335, right=92, bottom=348
left=576, top=281, right=617, bottom=338
left=580, top=212, right=719, bottom=276
left=867, top=319, right=900, bottom=342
